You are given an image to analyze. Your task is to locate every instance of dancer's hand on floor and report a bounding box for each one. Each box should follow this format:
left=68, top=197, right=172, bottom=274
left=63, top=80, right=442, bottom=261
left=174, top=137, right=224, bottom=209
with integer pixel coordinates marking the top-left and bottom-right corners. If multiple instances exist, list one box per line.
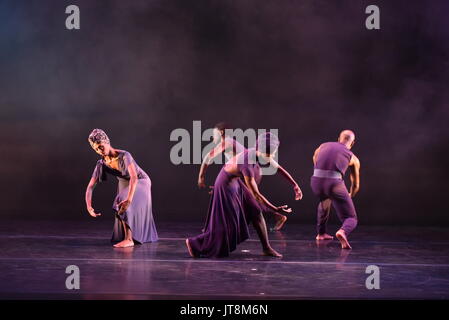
left=293, top=185, right=303, bottom=200
left=87, top=207, right=101, bottom=218
left=277, top=205, right=292, bottom=214
left=117, top=199, right=131, bottom=215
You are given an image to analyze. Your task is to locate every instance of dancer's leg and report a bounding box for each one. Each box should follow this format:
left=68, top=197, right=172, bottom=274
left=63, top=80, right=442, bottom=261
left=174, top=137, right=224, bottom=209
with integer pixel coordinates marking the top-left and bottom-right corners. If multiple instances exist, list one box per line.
left=124, top=223, right=133, bottom=241
left=252, top=212, right=282, bottom=257
left=185, top=238, right=196, bottom=257
left=311, top=177, right=333, bottom=240
left=114, top=219, right=134, bottom=248
left=331, top=182, right=357, bottom=249
left=316, top=198, right=334, bottom=240
left=272, top=211, right=288, bottom=231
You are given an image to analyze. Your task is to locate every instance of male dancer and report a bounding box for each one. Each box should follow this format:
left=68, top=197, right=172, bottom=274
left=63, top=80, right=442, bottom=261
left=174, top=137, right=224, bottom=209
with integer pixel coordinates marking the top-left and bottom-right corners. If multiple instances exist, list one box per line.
left=311, top=130, right=360, bottom=249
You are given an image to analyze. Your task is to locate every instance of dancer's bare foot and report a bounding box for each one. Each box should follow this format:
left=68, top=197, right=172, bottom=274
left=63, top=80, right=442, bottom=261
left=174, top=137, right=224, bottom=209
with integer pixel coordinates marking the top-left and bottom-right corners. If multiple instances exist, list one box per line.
left=113, top=239, right=134, bottom=248
left=185, top=239, right=196, bottom=258
left=315, top=233, right=334, bottom=241
left=263, top=247, right=282, bottom=258
left=336, top=229, right=352, bottom=249
left=273, top=216, right=287, bottom=231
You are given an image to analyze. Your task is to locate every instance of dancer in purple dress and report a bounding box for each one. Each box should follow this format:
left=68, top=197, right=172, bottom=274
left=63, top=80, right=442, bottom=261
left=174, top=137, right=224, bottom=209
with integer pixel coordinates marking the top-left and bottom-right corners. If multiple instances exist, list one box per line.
left=311, top=130, right=361, bottom=249
left=197, top=122, right=246, bottom=233
left=198, top=123, right=303, bottom=231
left=85, top=129, right=158, bottom=248
left=186, top=132, right=292, bottom=258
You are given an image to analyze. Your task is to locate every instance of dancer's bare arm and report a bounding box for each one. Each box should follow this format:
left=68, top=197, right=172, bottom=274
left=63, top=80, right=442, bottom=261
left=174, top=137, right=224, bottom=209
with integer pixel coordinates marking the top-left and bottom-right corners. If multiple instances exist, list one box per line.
left=243, top=176, right=292, bottom=213
left=280, top=166, right=303, bottom=200
left=270, top=158, right=303, bottom=200
left=349, top=154, right=361, bottom=198
left=85, top=177, right=101, bottom=218
left=312, top=145, right=322, bottom=165
left=198, top=140, right=230, bottom=188
left=117, top=162, right=138, bottom=214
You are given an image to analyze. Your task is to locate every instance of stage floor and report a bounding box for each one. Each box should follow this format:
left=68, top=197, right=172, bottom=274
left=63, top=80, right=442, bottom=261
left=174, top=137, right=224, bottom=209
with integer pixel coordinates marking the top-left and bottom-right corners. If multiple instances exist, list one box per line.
left=1, top=219, right=449, bottom=299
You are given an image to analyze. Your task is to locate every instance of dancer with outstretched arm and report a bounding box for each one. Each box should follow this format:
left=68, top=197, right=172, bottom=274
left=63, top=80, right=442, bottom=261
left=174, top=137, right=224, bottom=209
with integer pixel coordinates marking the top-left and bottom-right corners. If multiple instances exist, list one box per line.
left=198, top=123, right=302, bottom=231
left=256, top=147, right=303, bottom=230
left=85, top=129, right=158, bottom=248
left=198, top=122, right=245, bottom=190
left=311, top=130, right=361, bottom=249
left=186, top=132, right=292, bottom=258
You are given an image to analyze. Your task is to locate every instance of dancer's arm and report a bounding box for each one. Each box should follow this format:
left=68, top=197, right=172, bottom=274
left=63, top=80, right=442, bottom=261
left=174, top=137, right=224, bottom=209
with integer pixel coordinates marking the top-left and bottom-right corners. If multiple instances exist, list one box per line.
left=85, top=177, right=101, bottom=218
left=348, top=154, right=361, bottom=198
left=312, top=145, right=322, bottom=165
left=243, top=176, right=292, bottom=214
left=269, top=158, right=303, bottom=200
left=198, top=139, right=229, bottom=188
left=117, top=162, right=138, bottom=214
left=279, top=166, right=303, bottom=200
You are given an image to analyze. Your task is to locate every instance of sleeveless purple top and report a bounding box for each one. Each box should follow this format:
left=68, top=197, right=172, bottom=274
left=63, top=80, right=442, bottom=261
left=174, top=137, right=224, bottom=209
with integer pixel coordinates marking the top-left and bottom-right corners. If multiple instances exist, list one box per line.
left=314, top=142, right=353, bottom=175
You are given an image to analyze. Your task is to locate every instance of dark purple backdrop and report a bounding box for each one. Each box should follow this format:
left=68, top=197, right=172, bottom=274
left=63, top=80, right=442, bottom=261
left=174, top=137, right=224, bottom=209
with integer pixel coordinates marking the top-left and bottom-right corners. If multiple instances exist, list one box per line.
left=1, top=0, right=448, bottom=225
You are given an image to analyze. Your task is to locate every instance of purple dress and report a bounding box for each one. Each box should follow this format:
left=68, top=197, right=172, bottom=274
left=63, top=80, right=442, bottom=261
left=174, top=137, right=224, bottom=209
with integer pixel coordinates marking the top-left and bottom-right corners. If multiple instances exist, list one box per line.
left=91, top=150, right=158, bottom=244
left=189, top=148, right=262, bottom=258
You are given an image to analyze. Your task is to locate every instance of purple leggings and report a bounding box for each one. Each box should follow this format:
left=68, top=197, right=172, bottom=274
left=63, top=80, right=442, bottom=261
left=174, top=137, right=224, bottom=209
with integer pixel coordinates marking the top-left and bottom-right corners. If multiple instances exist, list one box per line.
left=310, top=177, right=358, bottom=235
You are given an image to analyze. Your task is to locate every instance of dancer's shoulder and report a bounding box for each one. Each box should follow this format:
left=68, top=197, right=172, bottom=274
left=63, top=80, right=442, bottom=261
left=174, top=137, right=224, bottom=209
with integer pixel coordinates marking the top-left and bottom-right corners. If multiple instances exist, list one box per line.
left=116, top=149, right=133, bottom=157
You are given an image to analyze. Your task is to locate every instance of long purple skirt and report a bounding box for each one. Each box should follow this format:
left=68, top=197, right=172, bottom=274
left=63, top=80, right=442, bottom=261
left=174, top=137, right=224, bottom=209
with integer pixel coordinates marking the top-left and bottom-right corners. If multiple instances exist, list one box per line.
left=111, top=177, right=159, bottom=244
left=189, top=169, right=260, bottom=258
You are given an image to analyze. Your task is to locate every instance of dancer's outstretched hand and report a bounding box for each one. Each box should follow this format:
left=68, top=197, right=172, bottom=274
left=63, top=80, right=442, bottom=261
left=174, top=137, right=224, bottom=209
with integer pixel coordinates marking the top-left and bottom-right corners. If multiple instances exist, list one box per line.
left=87, top=207, right=101, bottom=218
left=277, top=205, right=292, bottom=214
left=208, top=186, right=214, bottom=195
left=117, top=199, right=131, bottom=215
left=293, top=185, right=303, bottom=200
